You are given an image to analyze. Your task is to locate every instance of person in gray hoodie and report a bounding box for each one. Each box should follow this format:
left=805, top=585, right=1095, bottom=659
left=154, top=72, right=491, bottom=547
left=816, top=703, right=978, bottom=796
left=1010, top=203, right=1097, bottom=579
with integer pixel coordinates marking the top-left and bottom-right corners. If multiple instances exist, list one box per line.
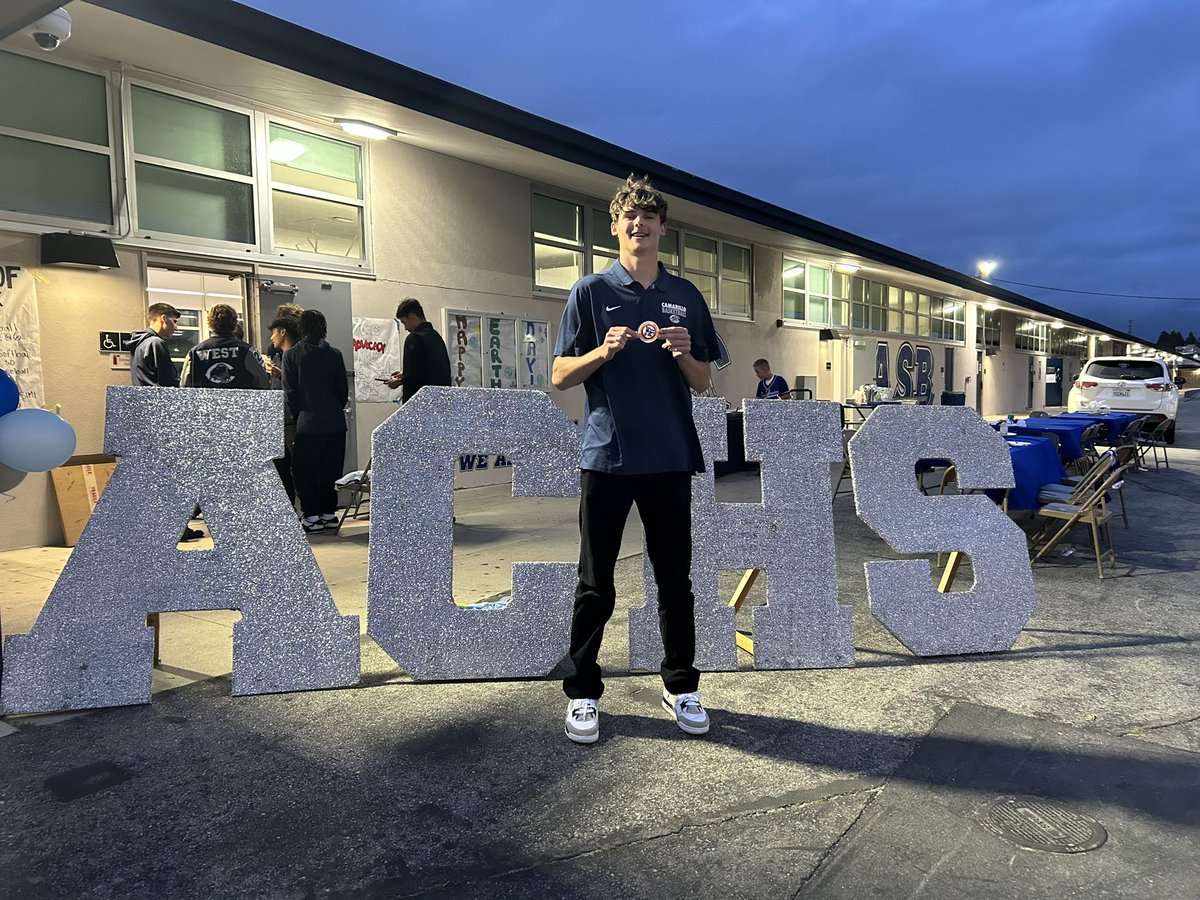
left=128, top=302, right=180, bottom=387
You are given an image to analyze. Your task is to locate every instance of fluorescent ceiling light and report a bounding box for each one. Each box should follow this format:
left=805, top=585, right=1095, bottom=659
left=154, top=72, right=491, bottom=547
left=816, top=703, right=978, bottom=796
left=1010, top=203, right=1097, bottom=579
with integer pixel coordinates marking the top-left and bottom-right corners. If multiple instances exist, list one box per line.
left=833, top=263, right=859, bottom=274
left=269, top=138, right=307, bottom=164
left=1051, top=320, right=1064, bottom=329
left=147, top=287, right=204, bottom=296
left=983, top=301, right=1000, bottom=312
left=335, top=119, right=396, bottom=140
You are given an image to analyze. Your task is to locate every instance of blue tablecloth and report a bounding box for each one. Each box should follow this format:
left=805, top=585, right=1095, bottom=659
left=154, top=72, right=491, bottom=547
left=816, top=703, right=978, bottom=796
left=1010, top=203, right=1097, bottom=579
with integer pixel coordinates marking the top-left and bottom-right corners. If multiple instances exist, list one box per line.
left=1057, top=411, right=1138, bottom=442
left=999, top=419, right=1089, bottom=461
left=917, top=434, right=1067, bottom=511
left=990, top=435, right=1068, bottom=510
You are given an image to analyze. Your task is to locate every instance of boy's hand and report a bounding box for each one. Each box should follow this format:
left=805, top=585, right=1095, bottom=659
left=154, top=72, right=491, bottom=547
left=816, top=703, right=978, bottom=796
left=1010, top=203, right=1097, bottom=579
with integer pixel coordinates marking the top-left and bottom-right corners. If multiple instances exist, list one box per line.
left=659, top=326, right=692, bottom=358
left=602, top=326, right=636, bottom=359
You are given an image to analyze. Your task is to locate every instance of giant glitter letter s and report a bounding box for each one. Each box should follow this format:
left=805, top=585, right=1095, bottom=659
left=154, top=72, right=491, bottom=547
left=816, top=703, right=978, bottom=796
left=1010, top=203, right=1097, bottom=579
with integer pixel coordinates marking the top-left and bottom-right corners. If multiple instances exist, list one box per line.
left=849, top=405, right=1037, bottom=655
left=1, top=387, right=361, bottom=714
left=367, top=387, right=579, bottom=680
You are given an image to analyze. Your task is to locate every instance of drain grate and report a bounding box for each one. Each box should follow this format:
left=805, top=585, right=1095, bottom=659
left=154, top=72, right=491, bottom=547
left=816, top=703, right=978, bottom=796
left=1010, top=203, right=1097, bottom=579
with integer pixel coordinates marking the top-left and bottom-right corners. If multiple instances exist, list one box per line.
left=982, top=797, right=1107, bottom=853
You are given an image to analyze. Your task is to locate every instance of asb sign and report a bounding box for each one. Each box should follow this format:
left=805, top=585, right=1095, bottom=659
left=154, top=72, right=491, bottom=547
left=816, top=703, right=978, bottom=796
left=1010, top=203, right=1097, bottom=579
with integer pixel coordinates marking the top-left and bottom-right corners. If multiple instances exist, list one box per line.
left=876, top=341, right=934, bottom=401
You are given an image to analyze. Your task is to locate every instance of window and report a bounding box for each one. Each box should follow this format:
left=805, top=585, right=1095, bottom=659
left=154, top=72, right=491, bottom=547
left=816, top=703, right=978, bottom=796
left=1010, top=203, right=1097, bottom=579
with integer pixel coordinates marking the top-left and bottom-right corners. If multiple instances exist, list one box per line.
left=533, top=191, right=751, bottom=317
left=976, top=309, right=1001, bottom=348
left=1049, top=327, right=1087, bottom=358
left=131, top=85, right=255, bottom=245
left=843, top=272, right=963, bottom=339
left=781, top=257, right=847, bottom=327
left=532, top=194, right=583, bottom=290
left=268, top=123, right=366, bottom=260
left=1015, top=318, right=1049, bottom=352
left=0, top=51, right=112, bottom=225
left=446, top=311, right=551, bottom=389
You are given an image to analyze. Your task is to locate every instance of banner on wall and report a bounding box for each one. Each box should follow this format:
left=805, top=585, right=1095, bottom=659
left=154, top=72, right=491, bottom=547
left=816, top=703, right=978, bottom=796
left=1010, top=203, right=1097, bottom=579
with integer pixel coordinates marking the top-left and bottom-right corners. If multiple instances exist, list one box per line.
left=0, top=262, right=45, bottom=409
left=352, top=316, right=403, bottom=403
left=447, top=311, right=551, bottom=390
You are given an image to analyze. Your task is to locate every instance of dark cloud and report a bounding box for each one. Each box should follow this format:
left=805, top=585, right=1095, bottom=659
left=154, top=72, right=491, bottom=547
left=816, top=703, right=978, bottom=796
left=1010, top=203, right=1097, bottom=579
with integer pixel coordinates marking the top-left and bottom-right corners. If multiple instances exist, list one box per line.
left=244, top=0, right=1200, bottom=340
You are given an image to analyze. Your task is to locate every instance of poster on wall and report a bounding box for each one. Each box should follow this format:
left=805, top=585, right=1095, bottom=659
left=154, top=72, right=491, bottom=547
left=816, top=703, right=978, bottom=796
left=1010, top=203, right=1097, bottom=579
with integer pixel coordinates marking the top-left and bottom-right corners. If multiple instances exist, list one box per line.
left=0, top=262, right=45, bottom=408
left=449, top=313, right=483, bottom=387
left=518, top=319, right=550, bottom=389
left=352, top=316, right=403, bottom=403
left=447, top=311, right=551, bottom=390
left=483, top=316, right=518, bottom=388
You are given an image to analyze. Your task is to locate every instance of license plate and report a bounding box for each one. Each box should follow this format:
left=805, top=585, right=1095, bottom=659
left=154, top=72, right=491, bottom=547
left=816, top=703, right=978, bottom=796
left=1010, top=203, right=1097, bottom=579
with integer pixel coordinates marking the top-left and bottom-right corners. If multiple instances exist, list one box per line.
left=1111, top=389, right=1130, bottom=397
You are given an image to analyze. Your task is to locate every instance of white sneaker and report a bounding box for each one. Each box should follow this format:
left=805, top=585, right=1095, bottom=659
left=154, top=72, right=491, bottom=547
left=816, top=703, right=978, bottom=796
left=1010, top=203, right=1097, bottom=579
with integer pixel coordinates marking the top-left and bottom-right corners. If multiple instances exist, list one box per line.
left=564, top=698, right=599, bottom=744
left=662, top=689, right=710, bottom=735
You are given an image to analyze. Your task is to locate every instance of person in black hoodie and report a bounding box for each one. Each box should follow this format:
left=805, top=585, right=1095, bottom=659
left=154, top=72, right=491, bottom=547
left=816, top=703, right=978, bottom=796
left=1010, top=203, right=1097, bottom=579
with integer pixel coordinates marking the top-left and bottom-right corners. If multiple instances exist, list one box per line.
left=266, top=314, right=300, bottom=509
left=283, top=309, right=349, bottom=534
left=180, top=304, right=269, bottom=389
left=128, top=302, right=181, bottom=387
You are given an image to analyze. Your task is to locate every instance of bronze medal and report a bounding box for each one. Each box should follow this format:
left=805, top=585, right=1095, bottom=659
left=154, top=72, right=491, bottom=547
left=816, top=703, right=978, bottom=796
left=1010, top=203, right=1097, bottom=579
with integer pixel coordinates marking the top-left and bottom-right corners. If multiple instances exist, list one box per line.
left=637, top=320, right=660, bottom=343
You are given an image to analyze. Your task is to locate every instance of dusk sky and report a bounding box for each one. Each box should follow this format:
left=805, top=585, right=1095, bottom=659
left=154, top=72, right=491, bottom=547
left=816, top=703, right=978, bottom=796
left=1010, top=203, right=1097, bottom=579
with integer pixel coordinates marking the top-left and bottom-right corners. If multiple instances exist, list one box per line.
left=242, top=0, right=1199, bottom=344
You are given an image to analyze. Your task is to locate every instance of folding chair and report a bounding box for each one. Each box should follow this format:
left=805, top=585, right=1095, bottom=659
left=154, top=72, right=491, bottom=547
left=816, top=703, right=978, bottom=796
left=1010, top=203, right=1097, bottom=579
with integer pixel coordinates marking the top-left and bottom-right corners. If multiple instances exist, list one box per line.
left=336, top=459, right=371, bottom=527
left=1137, top=419, right=1172, bottom=471
left=1037, top=448, right=1129, bottom=529
left=1030, top=464, right=1130, bottom=578
left=833, top=429, right=856, bottom=500
left=1072, top=424, right=1104, bottom=474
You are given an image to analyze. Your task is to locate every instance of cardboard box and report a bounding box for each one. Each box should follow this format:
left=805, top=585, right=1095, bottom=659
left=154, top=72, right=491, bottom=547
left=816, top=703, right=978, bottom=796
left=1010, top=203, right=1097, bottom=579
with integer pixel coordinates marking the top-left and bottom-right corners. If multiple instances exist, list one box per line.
left=51, top=456, right=117, bottom=547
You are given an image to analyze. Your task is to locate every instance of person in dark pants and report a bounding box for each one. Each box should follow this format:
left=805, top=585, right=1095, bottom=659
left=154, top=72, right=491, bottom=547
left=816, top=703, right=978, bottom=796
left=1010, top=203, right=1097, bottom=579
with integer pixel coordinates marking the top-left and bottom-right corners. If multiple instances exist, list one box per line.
left=384, top=297, right=452, bottom=402
left=552, top=175, right=719, bottom=744
left=266, top=315, right=300, bottom=509
left=283, top=310, right=349, bottom=534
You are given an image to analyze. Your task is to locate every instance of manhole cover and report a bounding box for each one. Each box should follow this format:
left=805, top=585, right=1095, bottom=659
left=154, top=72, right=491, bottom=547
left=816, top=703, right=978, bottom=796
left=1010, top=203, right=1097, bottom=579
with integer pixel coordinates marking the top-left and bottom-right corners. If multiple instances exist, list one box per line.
left=982, top=797, right=1107, bottom=853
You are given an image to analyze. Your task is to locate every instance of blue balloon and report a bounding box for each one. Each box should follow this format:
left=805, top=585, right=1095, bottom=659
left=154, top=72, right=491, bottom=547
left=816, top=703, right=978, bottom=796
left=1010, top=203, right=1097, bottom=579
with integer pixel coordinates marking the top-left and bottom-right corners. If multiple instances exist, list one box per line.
left=0, top=368, right=17, bottom=417
left=0, top=408, right=77, bottom=473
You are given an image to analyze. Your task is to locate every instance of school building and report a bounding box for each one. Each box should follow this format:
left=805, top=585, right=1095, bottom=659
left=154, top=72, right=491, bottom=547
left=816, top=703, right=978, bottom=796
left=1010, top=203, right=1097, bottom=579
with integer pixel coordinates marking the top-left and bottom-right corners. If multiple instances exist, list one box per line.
left=0, top=0, right=1168, bottom=550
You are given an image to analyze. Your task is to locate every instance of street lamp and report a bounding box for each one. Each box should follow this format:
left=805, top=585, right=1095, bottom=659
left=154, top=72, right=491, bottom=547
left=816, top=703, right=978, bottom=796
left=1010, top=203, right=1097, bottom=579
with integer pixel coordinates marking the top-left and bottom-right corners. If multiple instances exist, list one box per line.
left=976, top=259, right=998, bottom=280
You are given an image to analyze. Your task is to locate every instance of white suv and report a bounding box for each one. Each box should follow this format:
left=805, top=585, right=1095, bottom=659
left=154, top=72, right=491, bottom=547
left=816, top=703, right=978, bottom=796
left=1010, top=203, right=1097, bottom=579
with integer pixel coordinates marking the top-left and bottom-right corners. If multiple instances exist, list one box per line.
left=1068, top=356, right=1182, bottom=443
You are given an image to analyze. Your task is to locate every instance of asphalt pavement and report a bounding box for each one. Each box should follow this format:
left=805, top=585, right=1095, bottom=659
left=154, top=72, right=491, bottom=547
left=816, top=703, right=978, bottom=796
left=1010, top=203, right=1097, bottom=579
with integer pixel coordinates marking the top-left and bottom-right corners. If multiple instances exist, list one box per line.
left=2, top=398, right=1199, bottom=899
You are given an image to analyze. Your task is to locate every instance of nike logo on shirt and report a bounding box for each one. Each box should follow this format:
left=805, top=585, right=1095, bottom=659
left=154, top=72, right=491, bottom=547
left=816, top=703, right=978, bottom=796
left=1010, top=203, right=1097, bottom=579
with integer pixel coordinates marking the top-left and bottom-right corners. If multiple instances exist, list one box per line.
left=605, top=305, right=622, bottom=312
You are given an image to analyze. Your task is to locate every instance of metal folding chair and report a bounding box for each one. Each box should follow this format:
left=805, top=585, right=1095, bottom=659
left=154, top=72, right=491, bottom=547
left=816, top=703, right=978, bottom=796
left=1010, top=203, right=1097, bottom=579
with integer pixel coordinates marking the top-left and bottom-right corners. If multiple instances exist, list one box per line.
left=1030, top=464, right=1130, bottom=578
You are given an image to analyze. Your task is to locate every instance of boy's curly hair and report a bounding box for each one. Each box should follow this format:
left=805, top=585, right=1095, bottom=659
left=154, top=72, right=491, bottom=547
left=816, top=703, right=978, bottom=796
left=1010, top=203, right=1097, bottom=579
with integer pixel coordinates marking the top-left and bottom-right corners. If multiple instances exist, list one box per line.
left=609, top=174, right=668, bottom=224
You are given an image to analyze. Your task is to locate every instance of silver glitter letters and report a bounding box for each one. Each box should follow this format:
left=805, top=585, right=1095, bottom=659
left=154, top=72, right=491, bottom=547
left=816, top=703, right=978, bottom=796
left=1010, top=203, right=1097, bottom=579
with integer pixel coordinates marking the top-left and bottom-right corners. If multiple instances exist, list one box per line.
left=629, top=399, right=854, bottom=671
left=367, top=387, right=578, bottom=680
left=849, top=405, right=1037, bottom=655
left=0, top=387, right=361, bottom=714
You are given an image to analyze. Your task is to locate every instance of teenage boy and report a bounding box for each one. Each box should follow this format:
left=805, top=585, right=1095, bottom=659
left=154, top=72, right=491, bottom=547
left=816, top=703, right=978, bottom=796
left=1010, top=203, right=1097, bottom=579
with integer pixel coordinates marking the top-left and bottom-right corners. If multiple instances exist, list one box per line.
left=180, top=304, right=269, bottom=389
left=552, top=175, right=719, bottom=744
left=128, top=302, right=181, bottom=387
left=753, top=358, right=790, bottom=399
left=384, top=297, right=452, bottom=403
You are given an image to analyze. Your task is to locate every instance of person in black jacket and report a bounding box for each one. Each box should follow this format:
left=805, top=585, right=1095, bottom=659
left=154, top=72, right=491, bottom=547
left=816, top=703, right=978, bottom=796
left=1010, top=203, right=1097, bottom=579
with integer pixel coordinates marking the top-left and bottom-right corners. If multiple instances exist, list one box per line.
left=180, top=304, right=269, bottom=389
left=283, top=309, right=349, bottom=534
left=128, top=302, right=181, bottom=387
left=384, top=297, right=451, bottom=403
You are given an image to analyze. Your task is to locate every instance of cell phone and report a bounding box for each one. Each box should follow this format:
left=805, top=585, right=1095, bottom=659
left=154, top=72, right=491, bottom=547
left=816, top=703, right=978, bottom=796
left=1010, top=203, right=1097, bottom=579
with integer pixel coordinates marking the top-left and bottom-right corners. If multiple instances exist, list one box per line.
left=374, top=377, right=391, bottom=382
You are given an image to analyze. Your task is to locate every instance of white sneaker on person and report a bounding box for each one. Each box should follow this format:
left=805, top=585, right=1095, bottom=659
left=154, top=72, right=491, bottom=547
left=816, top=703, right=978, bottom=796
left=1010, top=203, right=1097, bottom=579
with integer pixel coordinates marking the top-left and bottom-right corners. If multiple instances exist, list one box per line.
left=302, top=516, right=325, bottom=534
left=319, top=513, right=340, bottom=532
left=662, top=689, right=710, bottom=735
left=564, top=698, right=599, bottom=744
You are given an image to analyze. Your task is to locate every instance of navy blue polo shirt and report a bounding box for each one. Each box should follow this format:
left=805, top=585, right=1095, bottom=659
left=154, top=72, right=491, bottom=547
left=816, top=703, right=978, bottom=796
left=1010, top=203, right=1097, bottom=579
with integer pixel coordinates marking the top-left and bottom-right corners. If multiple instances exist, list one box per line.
left=554, top=261, right=718, bottom=475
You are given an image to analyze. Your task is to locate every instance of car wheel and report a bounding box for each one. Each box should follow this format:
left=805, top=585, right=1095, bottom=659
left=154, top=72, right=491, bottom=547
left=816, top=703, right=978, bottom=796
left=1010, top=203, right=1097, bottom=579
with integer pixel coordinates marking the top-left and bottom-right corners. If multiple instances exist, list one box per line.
left=1166, top=422, right=1176, bottom=444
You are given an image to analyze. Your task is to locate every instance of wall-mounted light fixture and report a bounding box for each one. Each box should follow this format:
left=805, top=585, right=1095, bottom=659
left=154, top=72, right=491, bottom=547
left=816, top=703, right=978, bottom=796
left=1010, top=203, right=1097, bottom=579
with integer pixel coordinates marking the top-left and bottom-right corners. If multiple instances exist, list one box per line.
left=833, top=263, right=859, bottom=274
left=334, top=118, right=396, bottom=140
left=983, top=301, right=1000, bottom=312
left=818, top=328, right=842, bottom=341
left=1051, top=320, right=1064, bottom=330
left=40, top=232, right=119, bottom=269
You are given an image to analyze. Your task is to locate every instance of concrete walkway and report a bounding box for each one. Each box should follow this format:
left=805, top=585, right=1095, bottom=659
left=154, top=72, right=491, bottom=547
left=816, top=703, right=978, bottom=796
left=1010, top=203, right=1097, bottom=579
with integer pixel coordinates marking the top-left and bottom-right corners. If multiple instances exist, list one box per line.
left=2, top=399, right=1199, bottom=898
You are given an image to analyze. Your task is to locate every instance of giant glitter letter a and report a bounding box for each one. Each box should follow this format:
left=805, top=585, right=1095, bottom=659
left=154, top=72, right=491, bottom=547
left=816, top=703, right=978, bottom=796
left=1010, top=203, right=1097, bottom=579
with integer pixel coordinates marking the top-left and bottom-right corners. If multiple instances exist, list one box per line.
left=1, top=387, right=360, bottom=714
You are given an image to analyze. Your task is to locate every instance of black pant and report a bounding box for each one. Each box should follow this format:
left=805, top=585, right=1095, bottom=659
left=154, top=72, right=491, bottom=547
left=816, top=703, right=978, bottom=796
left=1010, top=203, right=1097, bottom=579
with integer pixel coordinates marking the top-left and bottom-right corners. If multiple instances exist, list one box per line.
left=564, top=470, right=699, bottom=700
left=292, top=431, right=346, bottom=518
left=273, top=423, right=297, bottom=509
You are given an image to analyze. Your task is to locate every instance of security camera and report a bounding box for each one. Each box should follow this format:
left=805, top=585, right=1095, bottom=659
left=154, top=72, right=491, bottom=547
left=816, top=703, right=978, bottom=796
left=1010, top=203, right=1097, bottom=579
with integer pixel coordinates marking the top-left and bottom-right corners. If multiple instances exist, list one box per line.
left=24, top=7, right=71, bottom=51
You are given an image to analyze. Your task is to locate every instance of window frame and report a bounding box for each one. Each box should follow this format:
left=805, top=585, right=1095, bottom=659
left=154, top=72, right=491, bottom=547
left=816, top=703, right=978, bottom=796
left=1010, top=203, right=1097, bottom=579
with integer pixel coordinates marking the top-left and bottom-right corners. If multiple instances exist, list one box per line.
left=1015, top=317, right=1049, bottom=353
left=261, top=113, right=372, bottom=269
left=0, top=49, right=119, bottom=232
